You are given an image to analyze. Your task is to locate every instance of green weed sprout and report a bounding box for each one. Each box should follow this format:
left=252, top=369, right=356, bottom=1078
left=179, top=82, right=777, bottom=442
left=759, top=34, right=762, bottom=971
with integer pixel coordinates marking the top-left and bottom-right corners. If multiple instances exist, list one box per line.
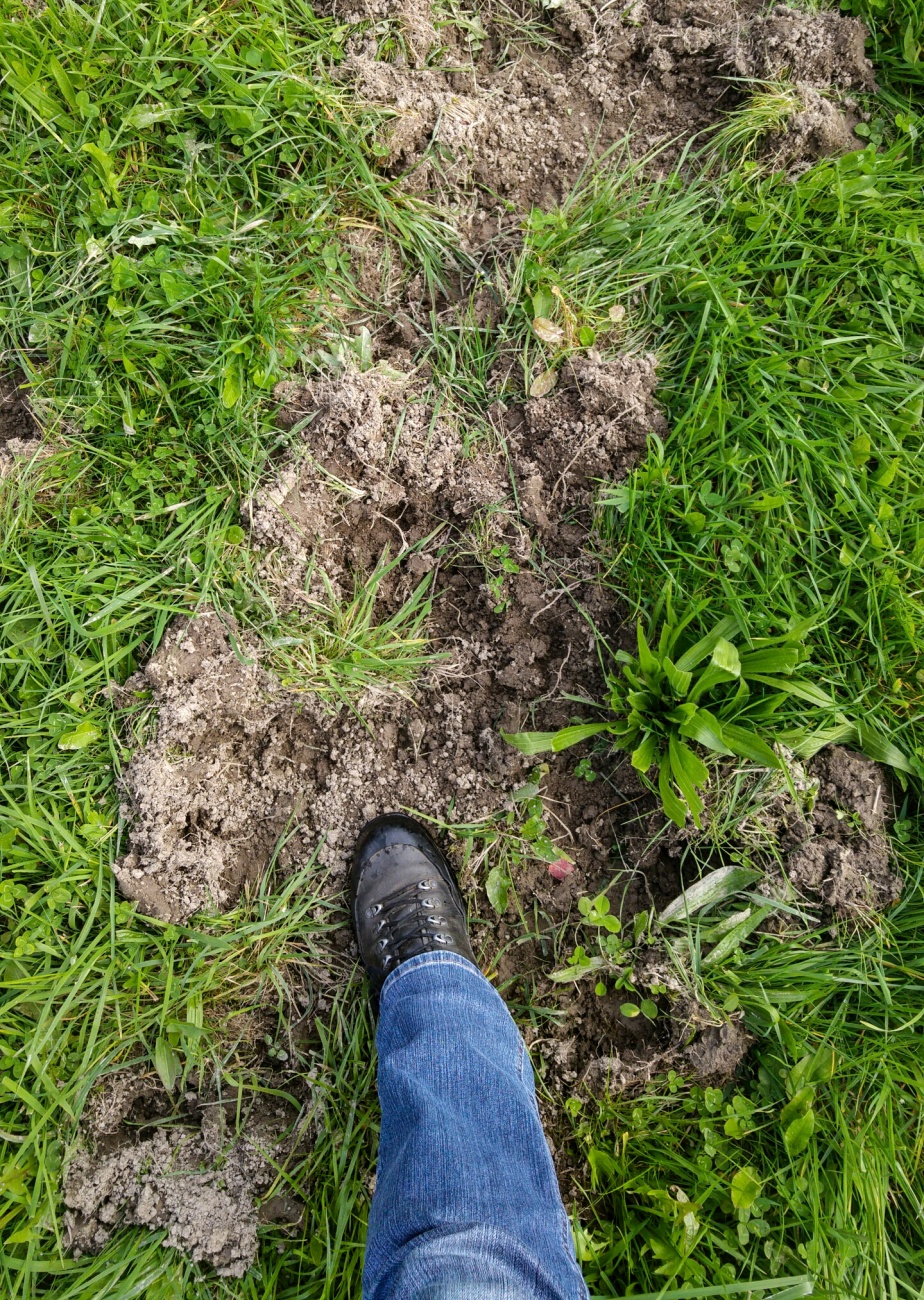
left=503, top=608, right=831, bottom=828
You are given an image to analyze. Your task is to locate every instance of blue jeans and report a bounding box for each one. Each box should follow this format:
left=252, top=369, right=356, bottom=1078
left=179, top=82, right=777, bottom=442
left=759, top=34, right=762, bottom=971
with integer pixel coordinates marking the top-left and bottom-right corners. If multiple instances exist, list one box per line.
left=364, top=952, right=590, bottom=1300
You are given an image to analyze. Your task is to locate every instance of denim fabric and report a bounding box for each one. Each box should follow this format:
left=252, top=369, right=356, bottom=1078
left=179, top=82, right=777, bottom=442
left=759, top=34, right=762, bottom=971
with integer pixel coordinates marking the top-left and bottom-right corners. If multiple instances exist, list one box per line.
left=364, top=951, right=590, bottom=1300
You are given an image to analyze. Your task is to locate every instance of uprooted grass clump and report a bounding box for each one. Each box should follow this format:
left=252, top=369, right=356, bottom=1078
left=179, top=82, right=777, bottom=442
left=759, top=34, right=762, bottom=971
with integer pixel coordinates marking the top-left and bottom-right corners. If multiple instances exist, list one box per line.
left=2, top=0, right=924, bottom=1296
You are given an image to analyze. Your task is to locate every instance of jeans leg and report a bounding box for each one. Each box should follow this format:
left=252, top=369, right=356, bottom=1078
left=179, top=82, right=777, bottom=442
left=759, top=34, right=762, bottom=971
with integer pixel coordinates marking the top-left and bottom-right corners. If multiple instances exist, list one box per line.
left=363, top=951, right=589, bottom=1300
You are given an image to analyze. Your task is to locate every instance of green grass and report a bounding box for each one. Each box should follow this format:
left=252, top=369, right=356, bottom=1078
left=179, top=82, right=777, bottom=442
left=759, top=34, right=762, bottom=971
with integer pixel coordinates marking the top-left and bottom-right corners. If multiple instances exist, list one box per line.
left=572, top=853, right=924, bottom=1297
left=2, top=0, right=924, bottom=1297
left=507, top=115, right=924, bottom=1300
left=0, top=0, right=445, bottom=1293
left=846, top=0, right=924, bottom=94
left=264, top=550, right=444, bottom=705
left=518, top=138, right=924, bottom=770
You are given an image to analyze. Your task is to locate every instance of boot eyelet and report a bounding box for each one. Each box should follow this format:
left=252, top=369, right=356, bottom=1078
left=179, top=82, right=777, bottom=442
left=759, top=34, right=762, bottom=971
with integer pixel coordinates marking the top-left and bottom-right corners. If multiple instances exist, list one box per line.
left=366, top=903, right=382, bottom=917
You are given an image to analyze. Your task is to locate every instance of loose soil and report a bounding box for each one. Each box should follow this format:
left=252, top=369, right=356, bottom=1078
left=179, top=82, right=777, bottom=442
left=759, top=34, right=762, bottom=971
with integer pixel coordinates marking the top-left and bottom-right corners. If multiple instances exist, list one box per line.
left=116, top=353, right=664, bottom=922
left=634, top=743, right=903, bottom=923
left=323, top=0, right=874, bottom=245
left=64, top=1073, right=315, bottom=1277
left=83, top=0, right=896, bottom=1272
left=0, top=371, right=41, bottom=477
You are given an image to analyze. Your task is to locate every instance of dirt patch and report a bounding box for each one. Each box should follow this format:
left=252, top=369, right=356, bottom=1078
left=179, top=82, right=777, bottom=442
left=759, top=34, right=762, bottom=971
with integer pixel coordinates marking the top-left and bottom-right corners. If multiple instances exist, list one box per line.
left=325, top=0, right=874, bottom=237
left=579, top=1004, right=753, bottom=1093
left=507, top=744, right=899, bottom=1101
left=769, top=85, right=863, bottom=168
left=627, top=744, right=901, bottom=925
left=784, top=746, right=901, bottom=918
left=0, top=373, right=37, bottom=444
left=725, top=5, right=873, bottom=85
left=116, top=356, right=663, bottom=923
left=248, top=352, right=665, bottom=575
left=64, top=1076, right=314, bottom=1277
left=115, top=578, right=617, bottom=922
left=0, top=371, right=42, bottom=476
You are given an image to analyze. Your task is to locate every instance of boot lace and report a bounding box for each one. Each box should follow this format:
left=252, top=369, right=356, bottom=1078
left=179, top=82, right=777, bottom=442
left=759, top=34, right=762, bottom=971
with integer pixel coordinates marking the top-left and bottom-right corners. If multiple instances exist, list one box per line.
left=363, top=876, right=458, bottom=971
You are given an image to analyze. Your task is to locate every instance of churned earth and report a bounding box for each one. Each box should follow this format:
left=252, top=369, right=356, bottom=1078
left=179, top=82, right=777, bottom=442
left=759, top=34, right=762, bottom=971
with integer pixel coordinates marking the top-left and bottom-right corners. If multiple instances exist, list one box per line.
left=59, top=0, right=899, bottom=1274
left=324, top=0, right=875, bottom=240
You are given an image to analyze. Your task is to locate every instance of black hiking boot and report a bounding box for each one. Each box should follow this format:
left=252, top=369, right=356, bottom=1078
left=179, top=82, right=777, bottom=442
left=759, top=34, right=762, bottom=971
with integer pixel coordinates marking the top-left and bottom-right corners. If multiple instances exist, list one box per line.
left=350, top=813, right=475, bottom=1012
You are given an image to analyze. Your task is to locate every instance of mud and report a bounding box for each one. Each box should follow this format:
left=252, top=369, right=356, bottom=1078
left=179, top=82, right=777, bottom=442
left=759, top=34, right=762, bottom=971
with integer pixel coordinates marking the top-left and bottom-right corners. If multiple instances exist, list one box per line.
left=325, top=0, right=874, bottom=237
left=117, top=356, right=662, bottom=923
left=63, top=1076, right=313, bottom=1276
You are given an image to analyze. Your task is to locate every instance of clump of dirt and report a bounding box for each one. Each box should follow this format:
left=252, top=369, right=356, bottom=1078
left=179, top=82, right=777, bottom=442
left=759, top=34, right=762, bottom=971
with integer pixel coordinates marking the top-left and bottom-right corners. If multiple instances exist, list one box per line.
left=327, top=0, right=874, bottom=235
left=784, top=746, right=901, bottom=919
left=504, top=353, right=666, bottom=537
left=0, top=372, right=37, bottom=444
left=768, top=85, right=863, bottom=168
left=580, top=1005, right=753, bottom=1094
left=64, top=1077, right=312, bottom=1277
left=0, top=371, right=42, bottom=477
left=247, top=352, right=664, bottom=579
left=115, top=609, right=301, bottom=921
left=245, top=362, right=507, bottom=599
left=629, top=744, right=901, bottom=925
left=725, top=5, right=873, bottom=86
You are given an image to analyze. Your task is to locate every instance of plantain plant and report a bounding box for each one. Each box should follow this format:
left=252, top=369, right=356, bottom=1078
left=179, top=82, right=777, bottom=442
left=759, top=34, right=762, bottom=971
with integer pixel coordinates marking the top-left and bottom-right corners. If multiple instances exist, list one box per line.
left=503, top=606, right=834, bottom=828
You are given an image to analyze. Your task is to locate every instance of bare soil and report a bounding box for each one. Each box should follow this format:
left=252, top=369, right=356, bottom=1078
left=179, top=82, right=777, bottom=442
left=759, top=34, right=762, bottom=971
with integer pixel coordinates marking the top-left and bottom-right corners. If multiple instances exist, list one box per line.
left=116, top=354, right=663, bottom=922
left=322, top=0, right=874, bottom=246
left=0, top=371, right=41, bottom=476
left=635, top=743, right=903, bottom=922
left=63, top=1074, right=315, bottom=1277
left=781, top=745, right=901, bottom=917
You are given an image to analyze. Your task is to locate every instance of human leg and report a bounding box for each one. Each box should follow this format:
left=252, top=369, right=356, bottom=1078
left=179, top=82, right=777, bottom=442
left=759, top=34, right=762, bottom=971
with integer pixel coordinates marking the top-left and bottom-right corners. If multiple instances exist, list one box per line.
left=351, top=815, right=588, bottom=1300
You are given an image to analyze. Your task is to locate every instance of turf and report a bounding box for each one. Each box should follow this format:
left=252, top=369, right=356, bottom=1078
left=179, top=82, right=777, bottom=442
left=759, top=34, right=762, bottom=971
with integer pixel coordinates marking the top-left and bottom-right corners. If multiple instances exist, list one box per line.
left=514, top=117, right=924, bottom=1298
left=1, top=1, right=924, bottom=1298
left=521, top=139, right=924, bottom=775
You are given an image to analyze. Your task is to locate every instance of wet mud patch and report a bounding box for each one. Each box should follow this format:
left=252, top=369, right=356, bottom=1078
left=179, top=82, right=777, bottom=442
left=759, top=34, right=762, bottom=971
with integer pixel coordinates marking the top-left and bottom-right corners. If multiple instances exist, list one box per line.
left=63, top=1074, right=315, bottom=1277
left=323, top=0, right=874, bottom=238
